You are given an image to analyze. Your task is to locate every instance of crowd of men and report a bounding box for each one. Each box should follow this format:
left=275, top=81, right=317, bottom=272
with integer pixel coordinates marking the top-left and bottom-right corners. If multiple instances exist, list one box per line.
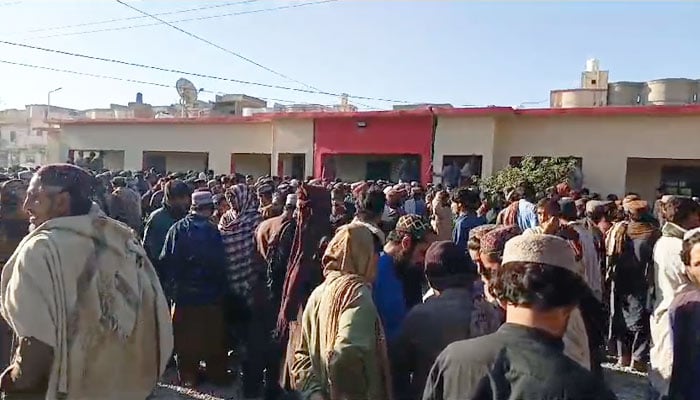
left=0, top=163, right=699, bottom=400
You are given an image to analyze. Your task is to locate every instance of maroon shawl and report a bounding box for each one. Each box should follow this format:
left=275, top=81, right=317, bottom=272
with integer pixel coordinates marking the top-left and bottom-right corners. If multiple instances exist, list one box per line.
left=276, top=184, right=332, bottom=336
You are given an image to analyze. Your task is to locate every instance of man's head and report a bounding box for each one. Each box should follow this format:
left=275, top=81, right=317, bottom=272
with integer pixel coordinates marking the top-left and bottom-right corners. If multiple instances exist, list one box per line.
left=665, top=196, right=700, bottom=230
left=424, top=241, right=477, bottom=292
left=213, top=193, right=229, bottom=215
left=163, top=179, right=191, bottom=214
left=386, top=214, right=436, bottom=271
left=355, top=188, right=386, bottom=224
left=536, top=198, right=561, bottom=227
left=451, top=187, right=481, bottom=214
left=24, top=164, right=95, bottom=229
left=491, top=234, right=588, bottom=337
left=190, top=191, right=215, bottom=217
left=558, top=198, right=578, bottom=222
left=479, top=225, right=522, bottom=277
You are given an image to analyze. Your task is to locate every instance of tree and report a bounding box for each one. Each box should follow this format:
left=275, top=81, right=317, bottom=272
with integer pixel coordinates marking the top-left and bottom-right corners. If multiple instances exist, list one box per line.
left=478, top=156, right=579, bottom=199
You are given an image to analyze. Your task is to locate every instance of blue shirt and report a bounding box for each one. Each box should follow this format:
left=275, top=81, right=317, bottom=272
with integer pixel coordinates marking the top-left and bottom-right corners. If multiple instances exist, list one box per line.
left=517, top=199, right=539, bottom=231
left=452, top=213, right=487, bottom=253
left=373, top=253, right=407, bottom=343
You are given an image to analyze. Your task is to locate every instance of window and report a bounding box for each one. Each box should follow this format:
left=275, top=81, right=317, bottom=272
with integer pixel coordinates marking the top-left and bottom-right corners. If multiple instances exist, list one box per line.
left=9, top=131, right=16, bottom=142
left=36, top=131, right=43, bottom=137
left=591, top=79, right=597, bottom=85
left=441, top=155, right=483, bottom=186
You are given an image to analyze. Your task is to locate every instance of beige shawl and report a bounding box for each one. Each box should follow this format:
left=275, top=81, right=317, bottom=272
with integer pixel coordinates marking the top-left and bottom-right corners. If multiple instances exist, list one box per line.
left=0, top=205, right=173, bottom=400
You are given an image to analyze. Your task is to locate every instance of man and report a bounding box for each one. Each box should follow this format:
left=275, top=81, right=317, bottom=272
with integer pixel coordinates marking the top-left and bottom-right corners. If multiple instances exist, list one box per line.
left=404, top=186, right=427, bottom=217
left=382, top=187, right=405, bottom=235
left=143, top=179, right=191, bottom=282
left=422, top=234, right=616, bottom=400
left=258, top=181, right=280, bottom=220
left=606, top=200, right=660, bottom=372
left=650, top=196, right=700, bottom=397
left=451, top=187, right=486, bottom=253
left=0, top=164, right=172, bottom=399
left=374, top=215, right=436, bottom=343
left=352, top=186, right=387, bottom=243
left=159, top=191, right=229, bottom=387
left=393, top=241, right=500, bottom=400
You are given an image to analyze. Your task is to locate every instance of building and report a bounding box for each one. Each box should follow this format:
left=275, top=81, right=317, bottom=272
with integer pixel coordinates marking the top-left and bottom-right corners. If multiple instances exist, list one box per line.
left=551, top=59, right=700, bottom=108
left=0, top=104, right=81, bottom=167
left=50, top=104, right=700, bottom=202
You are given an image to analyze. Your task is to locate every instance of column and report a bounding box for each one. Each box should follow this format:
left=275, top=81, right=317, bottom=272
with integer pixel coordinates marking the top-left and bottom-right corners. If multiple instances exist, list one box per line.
left=123, top=149, right=143, bottom=171
left=208, top=148, right=232, bottom=175
left=582, top=154, right=627, bottom=196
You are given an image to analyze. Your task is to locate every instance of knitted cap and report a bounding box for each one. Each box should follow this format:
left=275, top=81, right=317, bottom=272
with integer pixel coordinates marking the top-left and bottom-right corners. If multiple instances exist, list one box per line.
left=501, top=234, right=578, bottom=274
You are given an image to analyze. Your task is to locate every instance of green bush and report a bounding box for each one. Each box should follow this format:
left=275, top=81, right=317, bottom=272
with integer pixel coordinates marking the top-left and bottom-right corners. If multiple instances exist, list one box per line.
left=478, top=156, right=578, bottom=198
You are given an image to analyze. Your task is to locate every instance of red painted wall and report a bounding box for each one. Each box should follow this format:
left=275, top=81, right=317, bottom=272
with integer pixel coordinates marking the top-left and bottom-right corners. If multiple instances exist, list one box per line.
left=314, top=114, right=434, bottom=183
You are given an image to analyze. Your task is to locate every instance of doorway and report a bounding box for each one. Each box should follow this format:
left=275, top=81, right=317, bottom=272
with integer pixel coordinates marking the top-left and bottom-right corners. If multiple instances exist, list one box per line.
left=366, top=160, right=392, bottom=181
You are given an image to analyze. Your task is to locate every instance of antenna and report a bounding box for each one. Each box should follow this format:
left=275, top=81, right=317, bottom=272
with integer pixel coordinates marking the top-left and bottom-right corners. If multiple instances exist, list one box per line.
left=175, top=77, right=198, bottom=117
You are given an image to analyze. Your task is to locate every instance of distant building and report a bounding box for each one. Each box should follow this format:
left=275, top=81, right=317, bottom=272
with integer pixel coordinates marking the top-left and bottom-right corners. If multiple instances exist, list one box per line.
left=212, top=94, right=267, bottom=116
left=393, top=103, right=453, bottom=110
left=551, top=59, right=700, bottom=108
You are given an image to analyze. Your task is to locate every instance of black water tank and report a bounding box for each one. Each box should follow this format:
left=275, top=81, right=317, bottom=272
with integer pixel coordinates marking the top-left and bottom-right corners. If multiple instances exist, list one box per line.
left=136, top=92, right=143, bottom=104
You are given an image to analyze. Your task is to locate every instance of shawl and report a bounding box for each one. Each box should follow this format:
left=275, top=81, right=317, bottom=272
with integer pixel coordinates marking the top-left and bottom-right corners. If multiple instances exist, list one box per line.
left=277, top=184, right=332, bottom=336
left=500, top=201, right=519, bottom=226
left=219, top=184, right=263, bottom=300
left=0, top=205, right=172, bottom=399
left=319, top=224, right=393, bottom=400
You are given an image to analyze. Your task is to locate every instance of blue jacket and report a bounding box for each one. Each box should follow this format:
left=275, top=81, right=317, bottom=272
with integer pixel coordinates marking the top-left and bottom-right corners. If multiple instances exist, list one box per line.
left=452, top=213, right=487, bottom=253
left=373, top=253, right=407, bottom=343
left=159, top=213, right=227, bottom=306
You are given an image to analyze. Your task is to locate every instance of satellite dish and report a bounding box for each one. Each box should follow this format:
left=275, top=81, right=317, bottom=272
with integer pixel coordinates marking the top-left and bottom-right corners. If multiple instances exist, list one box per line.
left=176, top=78, right=198, bottom=106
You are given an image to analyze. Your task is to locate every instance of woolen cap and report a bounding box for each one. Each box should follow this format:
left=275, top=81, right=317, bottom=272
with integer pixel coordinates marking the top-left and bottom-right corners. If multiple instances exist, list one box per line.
left=585, top=200, right=611, bottom=214
left=501, top=234, right=578, bottom=274
left=191, top=191, right=213, bottom=206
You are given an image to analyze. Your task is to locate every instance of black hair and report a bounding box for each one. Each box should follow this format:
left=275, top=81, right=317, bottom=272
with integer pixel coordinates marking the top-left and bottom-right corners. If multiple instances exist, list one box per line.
left=490, top=261, right=588, bottom=310
left=665, top=197, right=700, bottom=225
left=681, top=231, right=700, bottom=266
left=559, top=201, right=578, bottom=221
left=536, top=198, right=561, bottom=218
left=36, top=164, right=94, bottom=216
left=451, top=187, right=480, bottom=211
left=355, top=188, right=386, bottom=221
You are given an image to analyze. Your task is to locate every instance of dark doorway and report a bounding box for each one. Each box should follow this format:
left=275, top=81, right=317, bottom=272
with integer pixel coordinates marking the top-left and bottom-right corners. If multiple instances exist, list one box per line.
left=661, top=166, right=700, bottom=197
left=291, top=154, right=305, bottom=179
left=144, top=154, right=166, bottom=174
left=366, top=160, right=392, bottom=181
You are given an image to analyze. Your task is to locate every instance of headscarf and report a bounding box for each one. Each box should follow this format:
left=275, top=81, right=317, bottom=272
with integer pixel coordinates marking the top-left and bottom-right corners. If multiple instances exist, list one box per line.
left=219, top=184, right=263, bottom=299
left=277, top=184, right=332, bottom=336
left=317, top=223, right=392, bottom=400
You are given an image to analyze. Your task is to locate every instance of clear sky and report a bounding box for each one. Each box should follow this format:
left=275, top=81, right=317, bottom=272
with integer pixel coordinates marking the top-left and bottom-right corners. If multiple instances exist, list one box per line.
left=1, top=0, right=699, bottom=111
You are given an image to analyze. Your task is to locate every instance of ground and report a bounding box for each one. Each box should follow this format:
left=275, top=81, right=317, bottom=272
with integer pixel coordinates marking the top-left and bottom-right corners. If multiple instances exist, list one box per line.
left=151, top=364, right=650, bottom=400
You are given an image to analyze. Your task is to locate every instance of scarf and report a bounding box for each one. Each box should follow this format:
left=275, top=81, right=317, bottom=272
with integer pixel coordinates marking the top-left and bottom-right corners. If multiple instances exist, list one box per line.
left=318, top=224, right=393, bottom=400
left=0, top=205, right=172, bottom=399
left=662, top=221, right=687, bottom=240
left=501, top=201, right=519, bottom=226
left=277, top=184, right=332, bottom=336
left=219, top=184, right=263, bottom=300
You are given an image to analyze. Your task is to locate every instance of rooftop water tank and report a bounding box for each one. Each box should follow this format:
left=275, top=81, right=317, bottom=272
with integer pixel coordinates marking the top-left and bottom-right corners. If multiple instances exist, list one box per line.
left=646, top=78, right=696, bottom=105
left=585, top=58, right=600, bottom=72
left=607, top=82, right=645, bottom=106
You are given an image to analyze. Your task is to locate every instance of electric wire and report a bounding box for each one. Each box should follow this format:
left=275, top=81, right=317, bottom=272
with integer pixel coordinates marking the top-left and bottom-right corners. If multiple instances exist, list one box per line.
left=114, top=0, right=330, bottom=94
left=23, top=1, right=334, bottom=40
left=0, top=40, right=415, bottom=104
left=0, top=59, right=378, bottom=109
left=5, top=0, right=259, bottom=35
